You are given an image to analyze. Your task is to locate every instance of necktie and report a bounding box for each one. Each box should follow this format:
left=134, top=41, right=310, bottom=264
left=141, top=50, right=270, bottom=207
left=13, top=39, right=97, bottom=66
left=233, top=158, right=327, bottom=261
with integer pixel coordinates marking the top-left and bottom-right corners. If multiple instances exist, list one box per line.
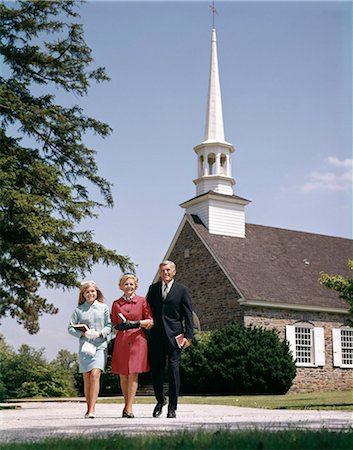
left=163, top=283, right=168, bottom=299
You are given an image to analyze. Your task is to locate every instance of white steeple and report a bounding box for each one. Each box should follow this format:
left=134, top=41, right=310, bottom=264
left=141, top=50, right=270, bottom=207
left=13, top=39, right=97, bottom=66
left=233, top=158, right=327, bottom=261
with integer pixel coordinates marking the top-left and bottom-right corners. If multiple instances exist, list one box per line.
left=181, top=22, right=250, bottom=238
left=204, top=28, right=226, bottom=143
left=193, top=27, right=235, bottom=197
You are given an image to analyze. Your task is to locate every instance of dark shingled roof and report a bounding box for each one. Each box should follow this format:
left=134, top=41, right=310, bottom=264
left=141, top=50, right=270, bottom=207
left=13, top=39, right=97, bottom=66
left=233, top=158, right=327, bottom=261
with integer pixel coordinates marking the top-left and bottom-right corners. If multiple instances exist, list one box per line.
left=187, top=214, right=353, bottom=310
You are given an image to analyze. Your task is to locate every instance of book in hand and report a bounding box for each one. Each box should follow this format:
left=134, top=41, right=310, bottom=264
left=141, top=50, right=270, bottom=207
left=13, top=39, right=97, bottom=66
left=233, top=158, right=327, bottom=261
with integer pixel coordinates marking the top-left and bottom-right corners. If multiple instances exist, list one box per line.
left=118, top=312, right=127, bottom=322
left=175, top=333, right=184, bottom=349
left=73, top=323, right=89, bottom=332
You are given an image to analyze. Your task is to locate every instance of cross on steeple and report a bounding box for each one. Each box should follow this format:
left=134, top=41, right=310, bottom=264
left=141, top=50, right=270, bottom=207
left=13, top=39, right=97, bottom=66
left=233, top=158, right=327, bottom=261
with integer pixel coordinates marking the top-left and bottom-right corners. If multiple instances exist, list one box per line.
left=210, top=1, right=218, bottom=29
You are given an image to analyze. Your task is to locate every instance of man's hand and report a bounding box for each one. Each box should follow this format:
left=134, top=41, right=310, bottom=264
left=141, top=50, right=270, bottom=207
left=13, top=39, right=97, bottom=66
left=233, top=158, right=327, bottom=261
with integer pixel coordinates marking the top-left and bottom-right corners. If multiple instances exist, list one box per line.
left=85, top=329, right=100, bottom=340
left=181, top=338, right=192, bottom=349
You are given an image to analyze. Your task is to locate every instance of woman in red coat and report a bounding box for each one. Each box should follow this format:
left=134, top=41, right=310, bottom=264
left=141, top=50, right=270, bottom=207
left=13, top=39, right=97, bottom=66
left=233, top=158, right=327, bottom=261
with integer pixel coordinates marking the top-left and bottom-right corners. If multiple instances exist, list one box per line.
left=111, top=274, right=153, bottom=418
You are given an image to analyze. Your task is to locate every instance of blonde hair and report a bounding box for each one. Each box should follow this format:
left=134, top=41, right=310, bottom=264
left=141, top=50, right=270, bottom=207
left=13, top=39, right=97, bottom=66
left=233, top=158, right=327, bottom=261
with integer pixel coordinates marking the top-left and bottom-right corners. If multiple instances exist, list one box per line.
left=78, top=281, right=104, bottom=305
left=119, top=274, right=138, bottom=290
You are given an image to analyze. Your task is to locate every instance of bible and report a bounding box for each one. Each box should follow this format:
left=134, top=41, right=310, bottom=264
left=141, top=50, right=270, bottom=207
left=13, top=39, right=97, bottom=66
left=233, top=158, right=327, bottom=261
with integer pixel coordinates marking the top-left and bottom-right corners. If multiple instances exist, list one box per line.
left=175, top=333, right=184, bottom=349
left=73, top=323, right=89, bottom=332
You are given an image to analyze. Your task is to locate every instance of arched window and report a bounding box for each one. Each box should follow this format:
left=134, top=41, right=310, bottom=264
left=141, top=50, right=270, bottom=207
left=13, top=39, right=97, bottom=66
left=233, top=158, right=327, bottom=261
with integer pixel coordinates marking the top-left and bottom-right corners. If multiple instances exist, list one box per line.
left=198, top=155, right=205, bottom=177
left=208, top=153, right=216, bottom=175
left=220, top=154, right=226, bottom=175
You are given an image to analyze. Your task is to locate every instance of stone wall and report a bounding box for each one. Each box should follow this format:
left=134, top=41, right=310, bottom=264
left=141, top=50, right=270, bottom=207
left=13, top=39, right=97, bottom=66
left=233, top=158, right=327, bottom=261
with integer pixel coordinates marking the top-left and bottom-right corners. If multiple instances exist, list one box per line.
left=244, top=307, right=352, bottom=392
left=169, top=221, right=244, bottom=330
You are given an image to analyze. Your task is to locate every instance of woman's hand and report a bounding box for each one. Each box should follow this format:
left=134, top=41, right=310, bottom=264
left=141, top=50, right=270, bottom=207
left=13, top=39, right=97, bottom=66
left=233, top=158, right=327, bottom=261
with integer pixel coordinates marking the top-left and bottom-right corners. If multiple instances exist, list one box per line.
left=140, top=319, right=154, bottom=330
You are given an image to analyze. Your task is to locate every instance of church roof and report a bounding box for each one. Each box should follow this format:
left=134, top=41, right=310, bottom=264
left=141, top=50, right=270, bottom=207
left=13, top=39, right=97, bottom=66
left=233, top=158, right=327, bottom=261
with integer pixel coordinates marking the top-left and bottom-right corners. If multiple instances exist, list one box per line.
left=186, top=214, right=353, bottom=311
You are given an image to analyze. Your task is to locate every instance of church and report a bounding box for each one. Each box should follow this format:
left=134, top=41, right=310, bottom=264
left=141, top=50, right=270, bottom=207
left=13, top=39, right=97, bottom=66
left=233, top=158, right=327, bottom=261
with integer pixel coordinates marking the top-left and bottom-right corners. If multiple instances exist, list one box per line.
left=157, top=26, right=353, bottom=392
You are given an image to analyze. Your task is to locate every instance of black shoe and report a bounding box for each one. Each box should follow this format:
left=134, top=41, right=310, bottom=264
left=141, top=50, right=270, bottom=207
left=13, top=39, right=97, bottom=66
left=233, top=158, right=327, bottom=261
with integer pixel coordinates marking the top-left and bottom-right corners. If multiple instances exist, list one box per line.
left=122, top=410, right=134, bottom=418
left=167, top=409, right=176, bottom=418
left=152, top=399, right=167, bottom=417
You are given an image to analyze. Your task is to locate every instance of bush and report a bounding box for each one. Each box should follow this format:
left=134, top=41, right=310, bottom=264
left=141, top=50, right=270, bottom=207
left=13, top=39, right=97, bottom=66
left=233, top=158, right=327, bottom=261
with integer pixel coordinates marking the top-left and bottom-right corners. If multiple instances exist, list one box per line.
left=180, top=322, right=296, bottom=394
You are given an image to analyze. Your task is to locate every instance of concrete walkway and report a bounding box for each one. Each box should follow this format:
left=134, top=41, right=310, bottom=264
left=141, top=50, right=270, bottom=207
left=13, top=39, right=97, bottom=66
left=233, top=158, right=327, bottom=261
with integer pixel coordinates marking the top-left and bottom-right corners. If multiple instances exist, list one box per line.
left=0, top=401, right=352, bottom=443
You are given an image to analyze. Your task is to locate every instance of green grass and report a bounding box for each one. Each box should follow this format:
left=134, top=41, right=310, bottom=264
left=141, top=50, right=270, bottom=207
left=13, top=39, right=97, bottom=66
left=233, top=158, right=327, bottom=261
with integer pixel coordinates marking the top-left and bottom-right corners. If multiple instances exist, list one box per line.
left=98, top=390, right=353, bottom=411
left=1, top=430, right=353, bottom=450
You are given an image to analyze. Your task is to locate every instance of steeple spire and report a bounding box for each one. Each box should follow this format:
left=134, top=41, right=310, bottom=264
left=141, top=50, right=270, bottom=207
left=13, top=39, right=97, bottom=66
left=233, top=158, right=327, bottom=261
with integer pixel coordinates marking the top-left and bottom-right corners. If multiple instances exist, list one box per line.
left=192, top=22, right=235, bottom=197
left=204, top=27, right=225, bottom=143
left=180, top=11, right=250, bottom=238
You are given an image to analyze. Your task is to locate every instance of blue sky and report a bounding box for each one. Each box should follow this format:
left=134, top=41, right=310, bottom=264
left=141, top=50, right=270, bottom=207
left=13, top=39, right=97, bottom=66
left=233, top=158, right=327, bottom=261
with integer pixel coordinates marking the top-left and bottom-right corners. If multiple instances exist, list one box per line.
left=2, top=0, right=352, bottom=360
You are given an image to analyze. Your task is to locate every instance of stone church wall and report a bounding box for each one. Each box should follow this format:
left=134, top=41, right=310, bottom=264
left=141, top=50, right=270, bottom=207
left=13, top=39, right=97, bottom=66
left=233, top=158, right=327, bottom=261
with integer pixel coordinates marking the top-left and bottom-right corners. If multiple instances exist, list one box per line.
left=169, top=221, right=244, bottom=330
left=244, top=307, right=352, bottom=392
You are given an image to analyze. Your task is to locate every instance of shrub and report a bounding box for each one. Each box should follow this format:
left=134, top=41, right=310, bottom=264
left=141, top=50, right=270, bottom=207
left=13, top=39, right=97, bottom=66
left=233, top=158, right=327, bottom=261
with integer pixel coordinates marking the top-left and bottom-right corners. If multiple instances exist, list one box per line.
left=180, top=322, right=296, bottom=394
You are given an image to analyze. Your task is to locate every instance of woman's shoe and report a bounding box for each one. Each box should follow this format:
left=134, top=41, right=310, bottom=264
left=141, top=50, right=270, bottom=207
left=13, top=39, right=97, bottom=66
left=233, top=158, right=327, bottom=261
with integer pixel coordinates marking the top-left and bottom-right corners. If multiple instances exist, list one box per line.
left=122, top=410, right=134, bottom=418
left=88, top=412, right=96, bottom=419
left=84, top=413, right=90, bottom=419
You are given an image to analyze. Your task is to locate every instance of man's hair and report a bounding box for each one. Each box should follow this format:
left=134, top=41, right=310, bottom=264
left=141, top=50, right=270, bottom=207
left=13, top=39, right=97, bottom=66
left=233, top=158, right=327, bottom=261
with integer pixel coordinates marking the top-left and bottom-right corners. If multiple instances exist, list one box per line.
left=159, top=260, right=176, bottom=271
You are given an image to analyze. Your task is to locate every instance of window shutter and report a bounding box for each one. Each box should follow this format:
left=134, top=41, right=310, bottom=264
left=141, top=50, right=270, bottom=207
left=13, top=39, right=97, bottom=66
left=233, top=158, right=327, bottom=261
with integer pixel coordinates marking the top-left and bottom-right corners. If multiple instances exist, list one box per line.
left=286, top=325, right=296, bottom=361
left=314, top=327, right=325, bottom=366
left=332, top=328, right=342, bottom=367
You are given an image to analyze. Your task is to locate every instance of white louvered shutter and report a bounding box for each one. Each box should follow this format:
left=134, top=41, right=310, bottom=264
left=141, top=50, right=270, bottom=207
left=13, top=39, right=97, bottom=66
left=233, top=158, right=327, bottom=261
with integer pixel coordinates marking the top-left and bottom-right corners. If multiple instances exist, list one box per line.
left=314, top=327, right=325, bottom=366
left=332, top=328, right=342, bottom=367
left=286, top=325, right=296, bottom=361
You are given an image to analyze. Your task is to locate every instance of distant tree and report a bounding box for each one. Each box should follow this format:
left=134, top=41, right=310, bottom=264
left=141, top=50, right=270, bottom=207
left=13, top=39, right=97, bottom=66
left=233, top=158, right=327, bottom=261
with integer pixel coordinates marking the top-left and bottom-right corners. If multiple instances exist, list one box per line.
left=50, top=349, right=79, bottom=397
left=0, top=0, right=134, bottom=333
left=0, top=333, right=15, bottom=400
left=320, top=260, right=353, bottom=327
left=1, top=342, right=78, bottom=399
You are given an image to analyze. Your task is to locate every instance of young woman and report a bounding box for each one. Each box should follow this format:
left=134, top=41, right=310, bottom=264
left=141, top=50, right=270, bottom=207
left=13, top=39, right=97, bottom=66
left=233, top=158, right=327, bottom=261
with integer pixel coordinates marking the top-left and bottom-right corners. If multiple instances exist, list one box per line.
left=111, top=274, right=153, bottom=418
left=68, top=280, right=111, bottom=418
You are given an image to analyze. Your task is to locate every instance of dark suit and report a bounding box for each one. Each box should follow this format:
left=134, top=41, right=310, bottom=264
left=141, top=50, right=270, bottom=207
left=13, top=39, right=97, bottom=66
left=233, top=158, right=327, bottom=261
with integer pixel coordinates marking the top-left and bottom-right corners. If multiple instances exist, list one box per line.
left=147, top=280, right=194, bottom=411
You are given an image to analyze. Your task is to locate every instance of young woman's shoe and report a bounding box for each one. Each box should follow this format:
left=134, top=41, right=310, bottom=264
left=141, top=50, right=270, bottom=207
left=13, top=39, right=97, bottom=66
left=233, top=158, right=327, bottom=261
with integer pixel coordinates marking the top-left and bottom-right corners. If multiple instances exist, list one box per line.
left=122, top=410, right=134, bottom=418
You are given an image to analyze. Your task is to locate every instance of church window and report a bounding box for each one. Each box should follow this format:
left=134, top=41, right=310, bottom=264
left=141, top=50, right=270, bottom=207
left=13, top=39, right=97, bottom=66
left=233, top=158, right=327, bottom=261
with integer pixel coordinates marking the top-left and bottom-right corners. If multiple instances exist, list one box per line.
left=332, top=328, right=353, bottom=368
left=286, top=324, right=325, bottom=367
left=184, top=248, right=190, bottom=258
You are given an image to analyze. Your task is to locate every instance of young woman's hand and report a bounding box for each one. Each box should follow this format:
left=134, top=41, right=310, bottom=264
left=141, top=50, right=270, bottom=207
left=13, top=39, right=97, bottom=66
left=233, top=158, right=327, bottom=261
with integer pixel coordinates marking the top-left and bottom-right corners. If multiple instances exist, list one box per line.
left=140, top=319, right=154, bottom=329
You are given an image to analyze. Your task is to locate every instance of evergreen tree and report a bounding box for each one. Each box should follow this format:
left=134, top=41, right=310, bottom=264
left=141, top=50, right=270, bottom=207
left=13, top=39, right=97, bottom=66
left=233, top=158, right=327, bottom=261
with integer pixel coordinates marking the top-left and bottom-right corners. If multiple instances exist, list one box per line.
left=0, top=0, right=133, bottom=332
left=181, top=323, right=296, bottom=394
left=320, top=260, right=353, bottom=327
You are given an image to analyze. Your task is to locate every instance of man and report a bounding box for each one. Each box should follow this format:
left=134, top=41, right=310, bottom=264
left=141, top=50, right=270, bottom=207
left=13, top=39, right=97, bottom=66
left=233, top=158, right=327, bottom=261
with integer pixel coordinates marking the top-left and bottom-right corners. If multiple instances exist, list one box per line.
left=146, top=260, right=194, bottom=418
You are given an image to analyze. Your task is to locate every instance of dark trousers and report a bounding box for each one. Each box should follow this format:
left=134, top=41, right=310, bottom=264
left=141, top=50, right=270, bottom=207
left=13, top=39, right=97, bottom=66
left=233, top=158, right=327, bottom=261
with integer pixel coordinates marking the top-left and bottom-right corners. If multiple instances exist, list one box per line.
left=149, top=335, right=181, bottom=411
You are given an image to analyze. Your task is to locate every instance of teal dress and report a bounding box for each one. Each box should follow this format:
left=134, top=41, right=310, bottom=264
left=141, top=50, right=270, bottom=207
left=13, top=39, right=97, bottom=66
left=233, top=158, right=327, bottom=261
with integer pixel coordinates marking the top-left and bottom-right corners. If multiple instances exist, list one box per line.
left=68, top=300, right=112, bottom=373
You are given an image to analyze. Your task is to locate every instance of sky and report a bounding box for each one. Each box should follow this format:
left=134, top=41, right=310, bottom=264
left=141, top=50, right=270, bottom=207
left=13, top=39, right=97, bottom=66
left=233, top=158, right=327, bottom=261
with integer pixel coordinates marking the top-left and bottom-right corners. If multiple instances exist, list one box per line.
left=1, top=0, right=352, bottom=360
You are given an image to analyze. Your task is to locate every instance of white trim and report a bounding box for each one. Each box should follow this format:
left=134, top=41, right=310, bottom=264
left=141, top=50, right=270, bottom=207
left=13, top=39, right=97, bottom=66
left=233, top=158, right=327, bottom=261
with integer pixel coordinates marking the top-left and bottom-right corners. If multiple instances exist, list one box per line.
left=286, top=325, right=296, bottom=361
left=180, top=192, right=249, bottom=209
left=314, top=327, right=325, bottom=366
left=238, top=298, right=349, bottom=315
left=332, top=328, right=342, bottom=367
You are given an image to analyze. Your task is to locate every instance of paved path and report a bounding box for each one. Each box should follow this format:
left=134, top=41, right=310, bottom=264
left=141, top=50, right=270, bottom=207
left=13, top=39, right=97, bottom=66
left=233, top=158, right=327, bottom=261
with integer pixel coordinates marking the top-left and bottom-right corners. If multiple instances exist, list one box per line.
left=0, top=401, right=352, bottom=443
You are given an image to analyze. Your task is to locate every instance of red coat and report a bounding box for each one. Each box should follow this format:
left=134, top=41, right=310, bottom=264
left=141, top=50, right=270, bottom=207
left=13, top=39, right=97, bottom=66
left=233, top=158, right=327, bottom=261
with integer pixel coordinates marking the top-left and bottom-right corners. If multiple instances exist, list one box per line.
left=111, top=295, right=153, bottom=375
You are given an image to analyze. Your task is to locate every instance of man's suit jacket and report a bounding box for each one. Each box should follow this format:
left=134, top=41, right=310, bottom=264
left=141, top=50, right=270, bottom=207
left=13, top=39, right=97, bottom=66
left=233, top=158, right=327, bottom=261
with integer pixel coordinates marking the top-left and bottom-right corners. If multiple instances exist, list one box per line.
left=147, top=280, right=194, bottom=348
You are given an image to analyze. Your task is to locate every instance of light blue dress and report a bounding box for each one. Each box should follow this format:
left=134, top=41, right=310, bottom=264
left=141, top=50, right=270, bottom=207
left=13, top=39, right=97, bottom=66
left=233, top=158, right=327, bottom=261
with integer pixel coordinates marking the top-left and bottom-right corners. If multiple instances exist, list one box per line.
left=68, top=300, right=112, bottom=373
